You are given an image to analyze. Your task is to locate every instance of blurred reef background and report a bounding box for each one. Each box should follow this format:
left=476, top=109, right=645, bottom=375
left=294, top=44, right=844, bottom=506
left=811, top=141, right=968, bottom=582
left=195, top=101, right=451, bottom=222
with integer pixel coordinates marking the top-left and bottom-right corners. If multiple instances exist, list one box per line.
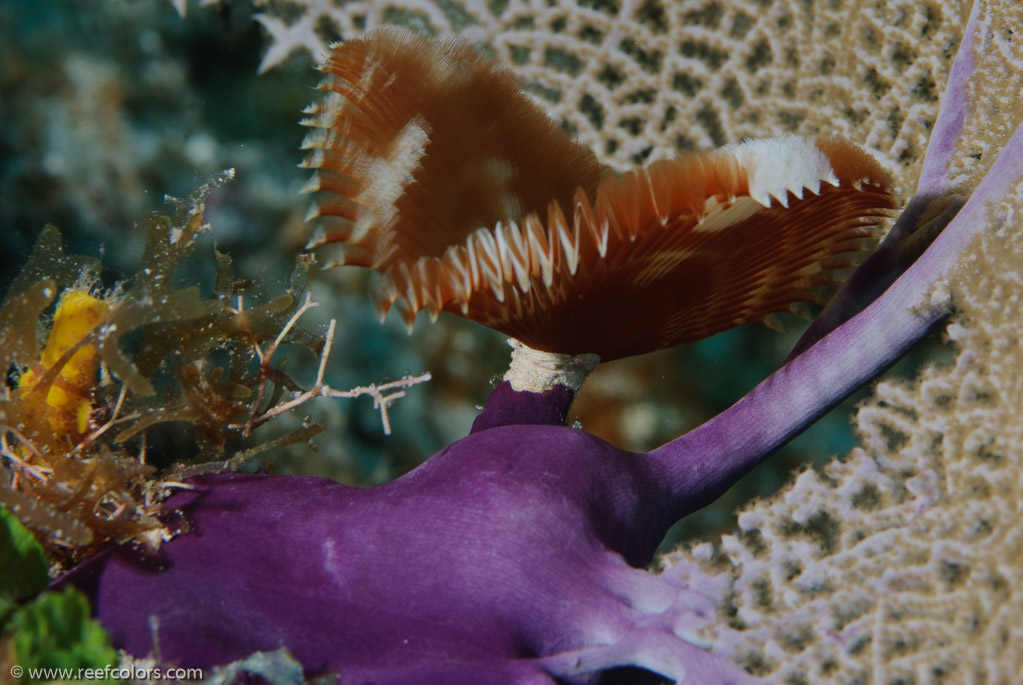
left=0, top=0, right=945, bottom=545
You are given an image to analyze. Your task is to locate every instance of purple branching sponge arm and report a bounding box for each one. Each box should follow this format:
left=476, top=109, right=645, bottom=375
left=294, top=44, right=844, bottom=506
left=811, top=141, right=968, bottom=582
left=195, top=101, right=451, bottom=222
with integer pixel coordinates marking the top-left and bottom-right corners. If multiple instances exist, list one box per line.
left=787, top=1, right=980, bottom=358
left=915, top=0, right=979, bottom=200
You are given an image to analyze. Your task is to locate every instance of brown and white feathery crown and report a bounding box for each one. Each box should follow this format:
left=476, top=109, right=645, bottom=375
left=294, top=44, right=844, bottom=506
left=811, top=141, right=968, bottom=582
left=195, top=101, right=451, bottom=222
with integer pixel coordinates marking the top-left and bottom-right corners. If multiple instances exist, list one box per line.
left=301, top=29, right=895, bottom=361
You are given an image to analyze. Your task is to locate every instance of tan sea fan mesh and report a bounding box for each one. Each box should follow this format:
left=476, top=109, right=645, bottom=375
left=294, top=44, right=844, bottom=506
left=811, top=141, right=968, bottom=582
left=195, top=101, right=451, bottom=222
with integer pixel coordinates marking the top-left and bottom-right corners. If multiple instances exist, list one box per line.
left=254, top=0, right=975, bottom=197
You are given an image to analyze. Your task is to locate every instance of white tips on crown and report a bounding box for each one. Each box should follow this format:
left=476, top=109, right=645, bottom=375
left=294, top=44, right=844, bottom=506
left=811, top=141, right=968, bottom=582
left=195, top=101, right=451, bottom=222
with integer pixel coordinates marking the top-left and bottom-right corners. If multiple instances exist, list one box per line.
left=472, top=228, right=505, bottom=303
left=300, top=173, right=322, bottom=195
left=305, top=225, right=329, bottom=250
left=494, top=221, right=531, bottom=293
left=524, top=214, right=554, bottom=288
left=724, top=136, right=840, bottom=208
left=300, top=130, right=329, bottom=152
left=550, top=204, right=579, bottom=276
left=303, top=203, right=322, bottom=223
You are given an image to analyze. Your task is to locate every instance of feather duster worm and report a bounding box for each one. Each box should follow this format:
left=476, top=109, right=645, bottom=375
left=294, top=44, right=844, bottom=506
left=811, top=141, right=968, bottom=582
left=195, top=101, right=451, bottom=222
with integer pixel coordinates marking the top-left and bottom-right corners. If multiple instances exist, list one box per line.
left=302, top=30, right=895, bottom=360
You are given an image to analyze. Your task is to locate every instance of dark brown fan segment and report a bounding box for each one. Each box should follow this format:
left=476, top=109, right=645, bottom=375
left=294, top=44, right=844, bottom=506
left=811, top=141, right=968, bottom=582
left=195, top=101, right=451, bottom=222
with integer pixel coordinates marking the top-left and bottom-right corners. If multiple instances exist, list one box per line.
left=302, top=30, right=895, bottom=360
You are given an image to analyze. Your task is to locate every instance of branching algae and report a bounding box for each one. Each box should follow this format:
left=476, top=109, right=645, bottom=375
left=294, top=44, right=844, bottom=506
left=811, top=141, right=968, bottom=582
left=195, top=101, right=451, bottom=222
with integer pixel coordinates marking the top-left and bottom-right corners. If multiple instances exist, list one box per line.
left=1, top=170, right=426, bottom=571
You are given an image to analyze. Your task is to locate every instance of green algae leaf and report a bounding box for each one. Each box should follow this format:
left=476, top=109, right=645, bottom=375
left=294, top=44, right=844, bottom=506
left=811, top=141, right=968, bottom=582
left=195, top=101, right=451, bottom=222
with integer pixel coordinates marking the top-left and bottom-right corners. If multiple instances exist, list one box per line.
left=0, top=505, right=49, bottom=620
left=9, top=587, right=118, bottom=677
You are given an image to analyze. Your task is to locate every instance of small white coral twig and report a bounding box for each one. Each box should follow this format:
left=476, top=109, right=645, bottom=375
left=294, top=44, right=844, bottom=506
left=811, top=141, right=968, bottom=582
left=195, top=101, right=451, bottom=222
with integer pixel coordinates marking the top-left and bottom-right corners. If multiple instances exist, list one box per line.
left=233, top=293, right=430, bottom=436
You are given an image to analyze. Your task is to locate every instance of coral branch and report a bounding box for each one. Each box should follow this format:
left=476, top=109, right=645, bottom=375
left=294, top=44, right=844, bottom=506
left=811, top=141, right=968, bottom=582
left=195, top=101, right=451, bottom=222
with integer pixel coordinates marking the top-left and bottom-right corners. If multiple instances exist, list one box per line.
left=323, top=373, right=432, bottom=435
left=232, top=309, right=430, bottom=437
left=916, top=0, right=980, bottom=198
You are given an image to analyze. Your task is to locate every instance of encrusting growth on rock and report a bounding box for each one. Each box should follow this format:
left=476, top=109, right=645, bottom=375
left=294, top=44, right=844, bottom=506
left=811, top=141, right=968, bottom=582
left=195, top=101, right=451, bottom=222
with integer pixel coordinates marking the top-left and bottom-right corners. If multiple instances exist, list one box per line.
left=302, top=29, right=895, bottom=360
